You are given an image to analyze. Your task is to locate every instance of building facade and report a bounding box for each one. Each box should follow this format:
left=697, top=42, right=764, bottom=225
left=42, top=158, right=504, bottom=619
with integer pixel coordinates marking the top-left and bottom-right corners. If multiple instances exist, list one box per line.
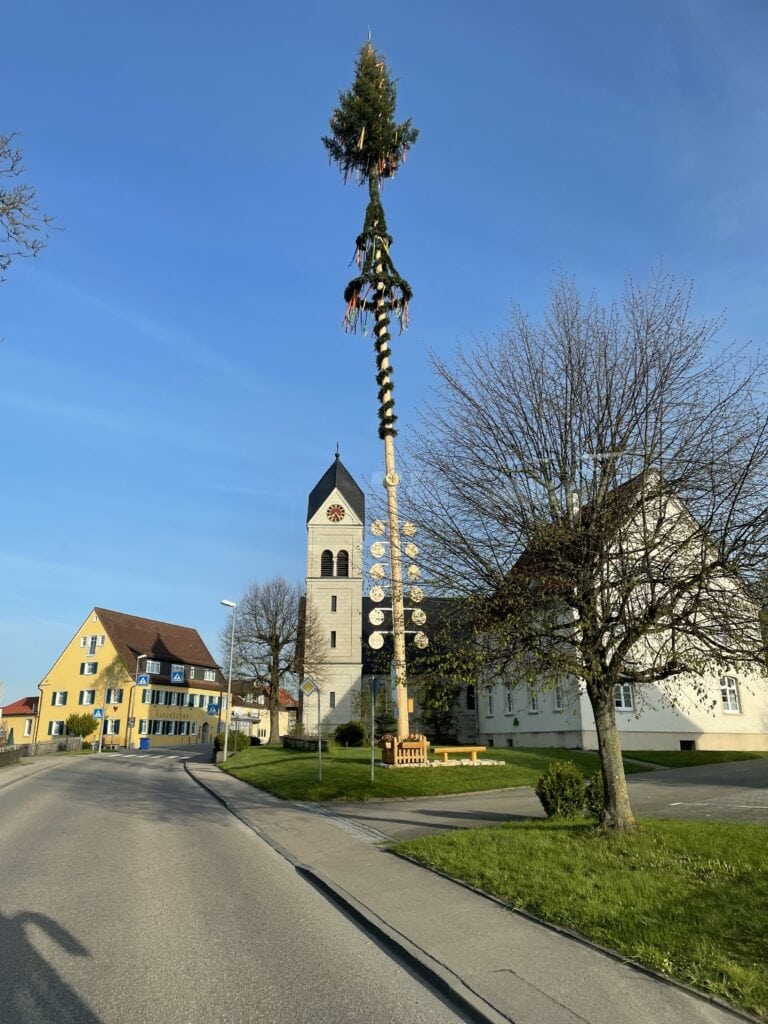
left=0, top=696, right=39, bottom=744
left=36, top=608, right=224, bottom=748
left=303, top=454, right=364, bottom=733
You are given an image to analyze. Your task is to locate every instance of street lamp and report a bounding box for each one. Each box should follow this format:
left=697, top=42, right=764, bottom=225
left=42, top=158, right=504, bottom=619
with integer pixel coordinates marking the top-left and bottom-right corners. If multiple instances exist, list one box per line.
left=221, top=600, right=237, bottom=761
left=125, top=653, right=149, bottom=752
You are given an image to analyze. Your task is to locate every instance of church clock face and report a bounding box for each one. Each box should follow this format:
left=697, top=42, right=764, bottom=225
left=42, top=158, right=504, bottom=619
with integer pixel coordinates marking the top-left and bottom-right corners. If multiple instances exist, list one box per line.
left=326, top=503, right=346, bottom=523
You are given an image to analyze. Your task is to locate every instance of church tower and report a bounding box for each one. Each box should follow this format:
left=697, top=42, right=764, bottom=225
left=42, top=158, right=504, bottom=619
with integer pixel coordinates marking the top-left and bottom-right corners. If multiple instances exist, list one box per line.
left=304, top=454, right=364, bottom=732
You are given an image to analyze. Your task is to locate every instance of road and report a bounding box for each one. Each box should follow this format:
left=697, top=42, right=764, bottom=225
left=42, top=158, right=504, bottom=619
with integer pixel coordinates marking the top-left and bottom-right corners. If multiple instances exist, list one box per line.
left=0, top=751, right=468, bottom=1024
left=312, top=757, right=768, bottom=841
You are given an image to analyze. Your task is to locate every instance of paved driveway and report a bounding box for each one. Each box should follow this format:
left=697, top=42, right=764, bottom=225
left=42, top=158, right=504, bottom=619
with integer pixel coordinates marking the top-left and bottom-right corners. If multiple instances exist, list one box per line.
left=318, top=758, right=768, bottom=841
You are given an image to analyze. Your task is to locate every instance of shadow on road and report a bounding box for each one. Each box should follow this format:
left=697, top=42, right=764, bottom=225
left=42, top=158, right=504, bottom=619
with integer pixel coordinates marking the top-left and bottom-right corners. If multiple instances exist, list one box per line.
left=0, top=910, right=102, bottom=1023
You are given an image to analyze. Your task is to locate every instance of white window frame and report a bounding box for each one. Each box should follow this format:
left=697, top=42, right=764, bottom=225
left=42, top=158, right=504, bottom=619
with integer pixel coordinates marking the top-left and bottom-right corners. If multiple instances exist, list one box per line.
left=81, top=661, right=98, bottom=676
left=204, top=668, right=216, bottom=682
left=138, top=719, right=149, bottom=736
left=528, top=686, right=539, bottom=714
left=48, top=720, right=65, bottom=736
left=615, top=683, right=634, bottom=711
left=720, top=676, right=741, bottom=714
left=189, top=667, right=196, bottom=680
left=504, top=683, right=513, bottom=715
left=554, top=684, right=565, bottom=713
left=105, top=687, right=124, bottom=705
left=79, top=689, right=96, bottom=706
left=24, top=718, right=33, bottom=737
left=52, top=691, right=67, bottom=707
left=104, top=718, right=121, bottom=736
left=485, top=685, right=494, bottom=717
left=146, top=660, right=161, bottom=675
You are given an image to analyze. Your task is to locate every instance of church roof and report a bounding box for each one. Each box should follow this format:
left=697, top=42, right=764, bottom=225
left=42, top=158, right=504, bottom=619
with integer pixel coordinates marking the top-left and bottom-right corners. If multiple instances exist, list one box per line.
left=307, top=453, right=365, bottom=524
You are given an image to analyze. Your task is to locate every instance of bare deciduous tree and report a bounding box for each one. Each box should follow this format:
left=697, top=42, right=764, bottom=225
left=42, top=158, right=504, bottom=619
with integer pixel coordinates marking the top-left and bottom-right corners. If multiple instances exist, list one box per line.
left=404, top=271, right=768, bottom=831
left=222, top=578, right=326, bottom=746
left=1, top=133, right=52, bottom=280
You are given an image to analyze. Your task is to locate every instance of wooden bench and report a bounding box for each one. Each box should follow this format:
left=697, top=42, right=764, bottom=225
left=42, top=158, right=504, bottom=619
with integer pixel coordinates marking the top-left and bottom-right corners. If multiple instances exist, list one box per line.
left=433, top=745, right=487, bottom=763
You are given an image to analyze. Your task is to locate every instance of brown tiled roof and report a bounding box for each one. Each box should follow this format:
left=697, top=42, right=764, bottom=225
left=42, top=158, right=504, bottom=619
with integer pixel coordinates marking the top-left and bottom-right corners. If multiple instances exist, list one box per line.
left=94, top=607, right=223, bottom=685
left=2, top=696, right=39, bottom=716
left=230, top=680, right=298, bottom=708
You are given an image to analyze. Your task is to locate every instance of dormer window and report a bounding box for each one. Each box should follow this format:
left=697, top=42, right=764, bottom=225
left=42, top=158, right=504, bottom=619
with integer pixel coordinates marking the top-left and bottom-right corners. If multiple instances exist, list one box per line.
left=321, top=550, right=334, bottom=576
left=337, top=550, right=349, bottom=577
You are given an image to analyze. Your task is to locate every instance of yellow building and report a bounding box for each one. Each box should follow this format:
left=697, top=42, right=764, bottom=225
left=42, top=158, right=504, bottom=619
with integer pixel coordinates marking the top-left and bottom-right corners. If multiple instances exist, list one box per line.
left=37, top=608, right=225, bottom=749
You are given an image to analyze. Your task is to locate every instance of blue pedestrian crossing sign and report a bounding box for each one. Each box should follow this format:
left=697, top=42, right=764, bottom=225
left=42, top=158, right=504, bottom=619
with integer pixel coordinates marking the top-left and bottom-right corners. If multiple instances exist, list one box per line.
left=137, top=674, right=150, bottom=686
left=93, top=708, right=104, bottom=720
left=171, top=669, right=184, bottom=683
left=207, top=701, right=219, bottom=716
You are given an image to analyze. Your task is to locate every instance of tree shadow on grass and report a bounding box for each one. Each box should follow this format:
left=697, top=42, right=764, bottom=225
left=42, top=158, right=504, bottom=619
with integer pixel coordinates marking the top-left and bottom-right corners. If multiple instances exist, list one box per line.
left=0, top=911, right=102, bottom=1023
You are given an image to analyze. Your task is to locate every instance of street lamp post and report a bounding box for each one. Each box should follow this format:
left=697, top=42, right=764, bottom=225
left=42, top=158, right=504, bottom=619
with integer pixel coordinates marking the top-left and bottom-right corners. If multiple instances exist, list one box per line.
left=221, top=600, right=237, bottom=761
left=125, top=653, right=149, bottom=751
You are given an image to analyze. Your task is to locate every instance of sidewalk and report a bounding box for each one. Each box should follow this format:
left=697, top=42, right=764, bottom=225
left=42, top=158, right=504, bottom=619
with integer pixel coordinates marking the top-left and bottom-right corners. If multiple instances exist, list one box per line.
left=186, top=761, right=754, bottom=1024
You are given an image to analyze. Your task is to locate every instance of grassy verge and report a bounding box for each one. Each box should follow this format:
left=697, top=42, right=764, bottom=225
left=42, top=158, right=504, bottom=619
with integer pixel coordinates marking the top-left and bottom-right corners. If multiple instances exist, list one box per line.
left=223, top=745, right=648, bottom=802
left=623, top=749, right=767, bottom=768
left=394, top=818, right=768, bottom=1019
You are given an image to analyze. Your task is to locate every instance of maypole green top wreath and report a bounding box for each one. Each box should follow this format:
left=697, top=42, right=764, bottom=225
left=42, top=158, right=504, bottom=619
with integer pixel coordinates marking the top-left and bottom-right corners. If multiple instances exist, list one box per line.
left=323, top=40, right=418, bottom=438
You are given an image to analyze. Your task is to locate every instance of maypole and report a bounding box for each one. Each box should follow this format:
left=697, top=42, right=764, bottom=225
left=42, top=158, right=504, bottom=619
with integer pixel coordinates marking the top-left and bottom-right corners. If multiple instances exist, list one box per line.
left=324, top=41, right=419, bottom=740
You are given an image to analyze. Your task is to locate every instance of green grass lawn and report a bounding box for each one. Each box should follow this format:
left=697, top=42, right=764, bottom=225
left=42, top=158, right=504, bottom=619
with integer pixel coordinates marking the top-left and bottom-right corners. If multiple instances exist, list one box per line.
left=222, top=744, right=649, bottom=802
left=394, top=818, right=768, bottom=1019
left=623, top=749, right=768, bottom=768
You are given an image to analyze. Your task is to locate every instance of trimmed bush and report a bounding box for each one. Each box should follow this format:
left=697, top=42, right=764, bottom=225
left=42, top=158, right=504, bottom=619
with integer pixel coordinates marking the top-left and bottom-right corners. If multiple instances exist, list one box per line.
left=213, top=731, right=251, bottom=753
left=585, top=770, right=605, bottom=820
left=334, top=721, right=366, bottom=746
left=535, top=760, right=586, bottom=818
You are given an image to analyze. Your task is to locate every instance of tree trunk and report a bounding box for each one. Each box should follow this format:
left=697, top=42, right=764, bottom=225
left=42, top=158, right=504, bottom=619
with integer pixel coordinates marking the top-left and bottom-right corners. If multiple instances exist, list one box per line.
left=588, top=683, right=636, bottom=831
left=267, top=653, right=281, bottom=746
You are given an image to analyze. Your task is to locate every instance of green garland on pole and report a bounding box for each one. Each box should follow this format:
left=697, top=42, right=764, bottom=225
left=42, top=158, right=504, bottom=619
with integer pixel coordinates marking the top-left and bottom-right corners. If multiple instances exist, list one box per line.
left=323, top=40, right=418, bottom=438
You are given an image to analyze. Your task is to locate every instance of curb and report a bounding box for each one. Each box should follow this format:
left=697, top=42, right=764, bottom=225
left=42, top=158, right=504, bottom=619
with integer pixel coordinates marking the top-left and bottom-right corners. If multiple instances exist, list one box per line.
left=184, top=761, right=513, bottom=1024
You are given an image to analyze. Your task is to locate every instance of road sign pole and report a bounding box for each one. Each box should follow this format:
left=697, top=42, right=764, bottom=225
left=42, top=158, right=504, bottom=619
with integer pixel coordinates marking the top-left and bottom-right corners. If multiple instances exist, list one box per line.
left=317, top=689, right=322, bottom=783
left=370, top=677, right=377, bottom=783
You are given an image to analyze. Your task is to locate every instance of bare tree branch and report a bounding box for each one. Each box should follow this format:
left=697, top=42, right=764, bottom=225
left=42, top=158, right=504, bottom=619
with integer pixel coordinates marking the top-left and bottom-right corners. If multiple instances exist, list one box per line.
left=403, top=269, right=768, bottom=830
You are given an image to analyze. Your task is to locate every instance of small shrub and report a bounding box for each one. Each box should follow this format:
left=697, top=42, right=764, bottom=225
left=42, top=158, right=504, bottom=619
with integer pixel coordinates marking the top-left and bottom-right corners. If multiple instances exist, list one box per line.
left=585, top=770, right=605, bottom=820
left=535, top=760, right=586, bottom=818
left=213, top=731, right=251, bottom=752
left=334, top=721, right=366, bottom=746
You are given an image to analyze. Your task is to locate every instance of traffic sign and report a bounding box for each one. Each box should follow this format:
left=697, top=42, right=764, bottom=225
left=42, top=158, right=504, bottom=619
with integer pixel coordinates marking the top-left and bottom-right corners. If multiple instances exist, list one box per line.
left=93, top=708, right=104, bottom=720
left=137, top=674, right=150, bottom=686
left=207, top=701, right=219, bottom=716
left=171, top=669, right=184, bottom=684
left=300, top=679, right=317, bottom=697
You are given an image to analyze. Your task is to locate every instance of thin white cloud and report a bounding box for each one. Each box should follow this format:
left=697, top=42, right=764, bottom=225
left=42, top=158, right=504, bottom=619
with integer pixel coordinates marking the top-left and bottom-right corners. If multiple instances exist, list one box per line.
left=33, top=269, right=264, bottom=398
left=0, top=389, right=247, bottom=459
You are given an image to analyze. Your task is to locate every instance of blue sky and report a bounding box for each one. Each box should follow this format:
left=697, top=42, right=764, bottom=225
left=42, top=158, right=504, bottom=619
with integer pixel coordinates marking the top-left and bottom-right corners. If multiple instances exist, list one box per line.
left=2, top=0, right=767, bottom=704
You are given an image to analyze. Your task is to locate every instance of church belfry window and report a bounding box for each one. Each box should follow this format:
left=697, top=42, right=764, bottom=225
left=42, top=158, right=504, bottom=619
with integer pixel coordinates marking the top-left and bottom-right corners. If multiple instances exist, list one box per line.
left=337, top=550, right=349, bottom=577
left=321, top=550, right=334, bottom=577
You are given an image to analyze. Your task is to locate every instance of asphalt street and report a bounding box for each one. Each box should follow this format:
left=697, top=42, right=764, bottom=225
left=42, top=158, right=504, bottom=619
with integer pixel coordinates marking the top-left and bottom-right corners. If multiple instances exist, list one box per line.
left=0, top=751, right=469, bottom=1024
left=313, top=757, right=768, bottom=841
